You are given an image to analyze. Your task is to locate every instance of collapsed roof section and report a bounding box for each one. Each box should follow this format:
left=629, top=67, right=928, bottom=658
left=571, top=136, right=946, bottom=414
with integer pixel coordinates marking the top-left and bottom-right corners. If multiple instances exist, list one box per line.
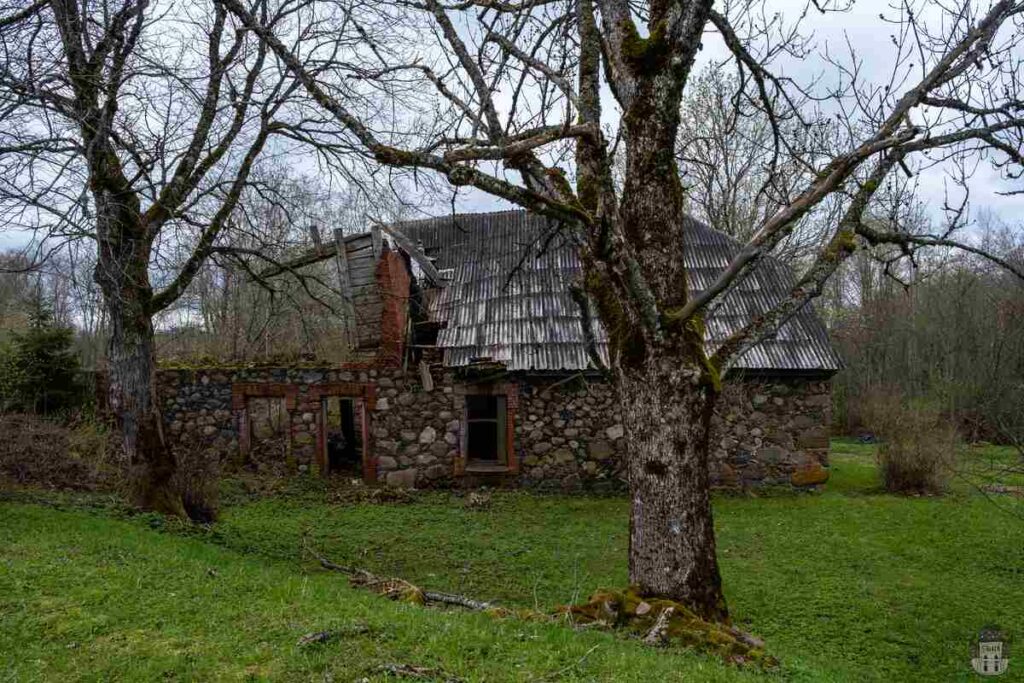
left=397, top=210, right=842, bottom=374
left=284, top=210, right=841, bottom=374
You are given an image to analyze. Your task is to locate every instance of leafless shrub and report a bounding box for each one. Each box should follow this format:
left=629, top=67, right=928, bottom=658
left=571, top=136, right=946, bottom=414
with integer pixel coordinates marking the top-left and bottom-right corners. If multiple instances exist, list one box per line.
left=171, top=439, right=223, bottom=524
left=864, top=392, right=958, bottom=495
left=0, top=413, right=121, bottom=491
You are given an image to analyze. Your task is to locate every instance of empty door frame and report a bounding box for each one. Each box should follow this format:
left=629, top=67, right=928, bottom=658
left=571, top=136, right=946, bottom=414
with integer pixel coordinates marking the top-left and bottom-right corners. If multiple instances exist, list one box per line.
left=309, top=383, right=377, bottom=482
left=232, top=383, right=298, bottom=464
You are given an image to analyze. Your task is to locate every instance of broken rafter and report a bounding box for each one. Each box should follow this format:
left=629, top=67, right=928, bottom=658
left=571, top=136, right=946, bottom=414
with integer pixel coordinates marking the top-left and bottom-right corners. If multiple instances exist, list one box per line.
left=254, top=233, right=370, bottom=279
left=374, top=221, right=446, bottom=285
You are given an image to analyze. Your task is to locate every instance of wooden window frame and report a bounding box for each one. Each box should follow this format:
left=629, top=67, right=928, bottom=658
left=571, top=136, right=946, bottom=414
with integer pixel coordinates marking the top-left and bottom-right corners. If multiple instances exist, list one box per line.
left=232, top=383, right=298, bottom=462
left=454, top=382, right=518, bottom=475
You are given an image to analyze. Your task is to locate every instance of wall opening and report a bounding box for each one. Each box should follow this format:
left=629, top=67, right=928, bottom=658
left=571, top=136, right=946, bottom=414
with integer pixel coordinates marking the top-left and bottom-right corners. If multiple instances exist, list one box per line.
left=247, top=396, right=290, bottom=471
left=322, top=396, right=364, bottom=476
left=465, top=394, right=507, bottom=466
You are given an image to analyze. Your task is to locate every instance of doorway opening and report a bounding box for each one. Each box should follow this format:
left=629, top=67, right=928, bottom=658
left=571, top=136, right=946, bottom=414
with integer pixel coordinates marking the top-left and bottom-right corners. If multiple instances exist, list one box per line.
left=465, top=394, right=507, bottom=467
left=246, top=396, right=291, bottom=474
left=321, top=396, right=364, bottom=476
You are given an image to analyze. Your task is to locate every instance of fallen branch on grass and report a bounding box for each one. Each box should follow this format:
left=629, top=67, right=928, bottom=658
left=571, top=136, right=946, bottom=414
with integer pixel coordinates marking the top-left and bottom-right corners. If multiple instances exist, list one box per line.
left=304, top=540, right=776, bottom=668
left=421, top=589, right=494, bottom=611
left=297, top=630, right=337, bottom=646
left=303, top=538, right=494, bottom=610
left=376, top=663, right=465, bottom=682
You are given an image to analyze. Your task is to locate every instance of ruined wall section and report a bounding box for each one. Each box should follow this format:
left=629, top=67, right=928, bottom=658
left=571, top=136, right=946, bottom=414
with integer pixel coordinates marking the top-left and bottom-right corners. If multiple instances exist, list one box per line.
left=157, top=368, right=831, bottom=489
left=375, top=248, right=411, bottom=367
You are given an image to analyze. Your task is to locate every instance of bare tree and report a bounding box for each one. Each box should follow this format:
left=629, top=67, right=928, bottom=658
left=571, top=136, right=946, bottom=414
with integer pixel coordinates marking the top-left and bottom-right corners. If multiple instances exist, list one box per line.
left=218, top=0, right=1024, bottom=620
left=0, top=0, right=311, bottom=515
left=831, top=211, right=1024, bottom=440
left=676, top=66, right=837, bottom=261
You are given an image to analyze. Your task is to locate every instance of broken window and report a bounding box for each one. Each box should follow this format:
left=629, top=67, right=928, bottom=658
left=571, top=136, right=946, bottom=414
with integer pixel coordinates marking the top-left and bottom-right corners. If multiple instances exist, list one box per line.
left=322, top=396, right=363, bottom=476
left=247, top=397, right=290, bottom=471
left=465, top=394, right=507, bottom=465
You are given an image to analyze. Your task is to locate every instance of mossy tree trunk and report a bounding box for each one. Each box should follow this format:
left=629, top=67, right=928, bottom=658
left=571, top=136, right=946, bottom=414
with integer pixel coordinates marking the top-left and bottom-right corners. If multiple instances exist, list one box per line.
left=576, top=3, right=728, bottom=620
left=619, top=359, right=725, bottom=622
left=609, top=113, right=728, bottom=621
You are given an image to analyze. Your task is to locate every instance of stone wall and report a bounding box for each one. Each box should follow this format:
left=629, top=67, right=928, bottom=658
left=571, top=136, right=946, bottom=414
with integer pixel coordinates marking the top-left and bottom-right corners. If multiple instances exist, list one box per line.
left=156, top=366, right=831, bottom=489
left=710, top=375, right=832, bottom=487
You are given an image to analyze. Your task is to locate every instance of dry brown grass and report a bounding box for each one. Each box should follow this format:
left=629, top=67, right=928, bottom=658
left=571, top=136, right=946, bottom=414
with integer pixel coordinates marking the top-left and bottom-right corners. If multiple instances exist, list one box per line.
left=0, top=412, right=122, bottom=491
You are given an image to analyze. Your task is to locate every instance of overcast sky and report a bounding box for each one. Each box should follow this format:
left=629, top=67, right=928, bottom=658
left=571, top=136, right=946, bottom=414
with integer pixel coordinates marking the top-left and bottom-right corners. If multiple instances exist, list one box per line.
left=450, top=1, right=1024, bottom=225
left=2, top=1, right=1021, bottom=252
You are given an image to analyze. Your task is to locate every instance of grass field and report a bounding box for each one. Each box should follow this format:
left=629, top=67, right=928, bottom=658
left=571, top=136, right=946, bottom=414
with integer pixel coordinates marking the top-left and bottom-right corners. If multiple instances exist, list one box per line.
left=2, top=440, right=1023, bottom=681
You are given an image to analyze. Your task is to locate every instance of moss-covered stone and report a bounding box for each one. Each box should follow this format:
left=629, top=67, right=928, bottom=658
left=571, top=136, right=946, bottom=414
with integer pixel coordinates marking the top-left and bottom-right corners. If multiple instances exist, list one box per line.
left=791, top=462, right=830, bottom=486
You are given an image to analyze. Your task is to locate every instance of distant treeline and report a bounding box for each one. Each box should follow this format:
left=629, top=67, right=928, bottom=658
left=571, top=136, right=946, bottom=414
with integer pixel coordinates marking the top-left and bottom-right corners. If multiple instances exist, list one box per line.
left=830, top=243, right=1024, bottom=443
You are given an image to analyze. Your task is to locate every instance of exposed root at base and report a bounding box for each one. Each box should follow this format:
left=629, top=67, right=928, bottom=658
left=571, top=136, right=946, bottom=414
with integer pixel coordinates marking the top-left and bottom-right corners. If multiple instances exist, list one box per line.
left=562, top=587, right=778, bottom=667
left=305, top=541, right=777, bottom=668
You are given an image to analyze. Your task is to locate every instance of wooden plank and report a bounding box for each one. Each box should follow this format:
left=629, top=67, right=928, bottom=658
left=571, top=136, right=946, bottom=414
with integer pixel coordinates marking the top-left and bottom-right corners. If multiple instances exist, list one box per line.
left=347, top=263, right=378, bottom=278
left=256, top=232, right=371, bottom=279
left=309, top=223, right=323, bottom=254
left=348, top=234, right=373, bottom=249
left=375, top=222, right=445, bottom=285
left=371, top=224, right=383, bottom=260
left=333, top=229, right=357, bottom=350
left=419, top=361, right=434, bottom=392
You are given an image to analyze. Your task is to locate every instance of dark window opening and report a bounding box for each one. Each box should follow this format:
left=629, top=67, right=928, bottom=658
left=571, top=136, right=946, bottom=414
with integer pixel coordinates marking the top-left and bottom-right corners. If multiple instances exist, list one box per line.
left=323, top=396, right=363, bottom=475
left=465, top=395, right=506, bottom=465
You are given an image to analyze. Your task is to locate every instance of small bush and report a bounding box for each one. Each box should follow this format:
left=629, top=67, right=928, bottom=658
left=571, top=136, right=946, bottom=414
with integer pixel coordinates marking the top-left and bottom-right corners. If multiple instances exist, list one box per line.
left=864, top=392, right=958, bottom=494
left=0, top=413, right=121, bottom=491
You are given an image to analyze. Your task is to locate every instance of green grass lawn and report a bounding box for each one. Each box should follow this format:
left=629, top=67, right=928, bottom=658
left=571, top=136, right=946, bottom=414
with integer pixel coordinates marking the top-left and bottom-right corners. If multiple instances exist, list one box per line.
left=2, top=440, right=1023, bottom=681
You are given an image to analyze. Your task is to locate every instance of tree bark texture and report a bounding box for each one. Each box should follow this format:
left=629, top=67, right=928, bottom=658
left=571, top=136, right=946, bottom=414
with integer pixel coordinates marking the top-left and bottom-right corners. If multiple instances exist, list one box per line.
left=93, top=190, right=185, bottom=518
left=619, top=358, right=726, bottom=623
left=589, top=39, right=727, bottom=620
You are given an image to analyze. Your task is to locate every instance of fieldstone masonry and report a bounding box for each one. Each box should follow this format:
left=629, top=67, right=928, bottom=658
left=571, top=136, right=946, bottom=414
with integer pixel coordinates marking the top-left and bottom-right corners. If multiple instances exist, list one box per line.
left=157, top=366, right=831, bottom=489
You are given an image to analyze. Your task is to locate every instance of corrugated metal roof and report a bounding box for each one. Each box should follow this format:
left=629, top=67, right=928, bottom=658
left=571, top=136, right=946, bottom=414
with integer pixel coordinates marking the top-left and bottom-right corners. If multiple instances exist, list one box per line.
left=397, top=210, right=841, bottom=373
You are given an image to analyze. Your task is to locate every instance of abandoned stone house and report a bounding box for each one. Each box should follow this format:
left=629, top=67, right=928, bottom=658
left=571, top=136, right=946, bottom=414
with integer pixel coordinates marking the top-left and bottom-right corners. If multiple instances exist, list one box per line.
left=159, top=210, right=841, bottom=489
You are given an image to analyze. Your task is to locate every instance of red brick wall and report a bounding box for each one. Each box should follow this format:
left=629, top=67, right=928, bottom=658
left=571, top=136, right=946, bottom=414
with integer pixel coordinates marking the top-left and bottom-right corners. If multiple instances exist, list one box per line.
left=375, top=247, right=410, bottom=367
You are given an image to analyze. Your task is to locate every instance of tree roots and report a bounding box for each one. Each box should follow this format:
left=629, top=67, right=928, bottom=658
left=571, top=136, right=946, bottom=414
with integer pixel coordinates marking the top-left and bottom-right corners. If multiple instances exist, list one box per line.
left=305, top=541, right=776, bottom=668
left=563, top=587, right=777, bottom=667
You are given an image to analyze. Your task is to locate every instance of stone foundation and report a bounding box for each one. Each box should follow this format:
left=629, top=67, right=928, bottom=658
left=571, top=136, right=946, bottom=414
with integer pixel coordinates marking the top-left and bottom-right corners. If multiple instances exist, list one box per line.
left=156, top=366, right=831, bottom=489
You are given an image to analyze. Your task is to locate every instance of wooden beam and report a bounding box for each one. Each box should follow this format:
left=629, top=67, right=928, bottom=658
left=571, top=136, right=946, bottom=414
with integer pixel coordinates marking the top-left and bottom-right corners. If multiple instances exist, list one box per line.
left=309, top=223, right=323, bottom=254
left=371, top=224, right=383, bottom=260
left=256, top=233, right=372, bottom=279
left=374, top=222, right=446, bottom=285
left=333, top=229, right=357, bottom=349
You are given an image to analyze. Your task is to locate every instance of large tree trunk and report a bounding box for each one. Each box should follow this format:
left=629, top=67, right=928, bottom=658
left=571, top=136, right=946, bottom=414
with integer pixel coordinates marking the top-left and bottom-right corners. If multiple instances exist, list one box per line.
left=604, top=52, right=728, bottom=620
left=619, top=357, right=726, bottom=622
left=93, top=189, right=185, bottom=518
left=105, top=303, right=184, bottom=517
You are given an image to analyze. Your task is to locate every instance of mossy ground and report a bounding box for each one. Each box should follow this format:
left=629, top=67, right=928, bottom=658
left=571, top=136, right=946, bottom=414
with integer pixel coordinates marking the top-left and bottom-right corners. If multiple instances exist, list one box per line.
left=2, top=439, right=1023, bottom=681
